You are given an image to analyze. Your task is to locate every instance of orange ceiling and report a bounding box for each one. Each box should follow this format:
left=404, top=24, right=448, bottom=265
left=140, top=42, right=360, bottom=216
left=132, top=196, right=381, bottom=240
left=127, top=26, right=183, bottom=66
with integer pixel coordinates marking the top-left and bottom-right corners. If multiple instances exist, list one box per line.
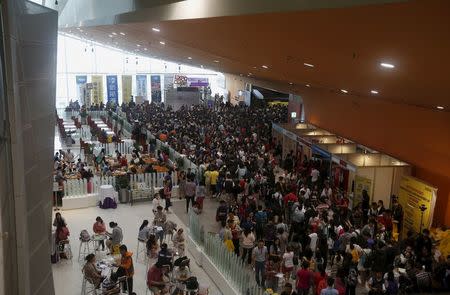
left=62, top=0, right=450, bottom=110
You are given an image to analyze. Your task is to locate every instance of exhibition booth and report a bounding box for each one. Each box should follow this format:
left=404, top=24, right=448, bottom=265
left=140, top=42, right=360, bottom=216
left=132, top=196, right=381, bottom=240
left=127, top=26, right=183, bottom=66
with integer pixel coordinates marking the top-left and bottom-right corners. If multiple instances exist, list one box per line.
left=272, top=123, right=412, bottom=207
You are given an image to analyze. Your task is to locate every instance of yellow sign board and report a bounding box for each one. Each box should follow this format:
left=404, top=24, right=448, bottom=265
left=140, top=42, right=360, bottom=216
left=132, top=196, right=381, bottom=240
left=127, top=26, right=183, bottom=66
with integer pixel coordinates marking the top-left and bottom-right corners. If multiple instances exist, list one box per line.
left=91, top=75, right=103, bottom=105
left=353, top=175, right=372, bottom=207
left=122, top=75, right=132, bottom=104
left=398, top=176, right=437, bottom=237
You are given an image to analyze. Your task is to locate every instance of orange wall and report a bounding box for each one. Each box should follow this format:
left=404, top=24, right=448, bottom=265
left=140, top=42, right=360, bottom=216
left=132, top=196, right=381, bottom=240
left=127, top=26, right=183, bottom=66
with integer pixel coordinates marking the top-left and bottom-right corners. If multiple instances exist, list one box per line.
left=301, top=87, right=450, bottom=226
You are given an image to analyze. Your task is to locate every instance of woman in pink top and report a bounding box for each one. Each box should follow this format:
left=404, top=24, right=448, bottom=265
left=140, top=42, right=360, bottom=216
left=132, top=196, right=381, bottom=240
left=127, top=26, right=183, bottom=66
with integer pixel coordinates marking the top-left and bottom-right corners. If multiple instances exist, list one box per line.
left=93, top=216, right=106, bottom=251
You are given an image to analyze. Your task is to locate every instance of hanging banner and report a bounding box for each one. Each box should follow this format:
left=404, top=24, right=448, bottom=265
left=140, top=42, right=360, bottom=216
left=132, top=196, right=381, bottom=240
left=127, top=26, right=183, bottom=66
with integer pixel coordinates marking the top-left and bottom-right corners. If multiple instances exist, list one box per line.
left=151, top=75, right=161, bottom=103
left=76, top=75, right=88, bottom=105
left=187, top=77, right=209, bottom=87
left=354, top=175, right=372, bottom=207
left=122, top=75, right=132, bottom=104
left=136, top=75, right=148, bottom=99
left=106, top=75, right=118, bottom=104
left=398, top=176, right=437, bottom=238
left=91, top=75, right=103, bottom=105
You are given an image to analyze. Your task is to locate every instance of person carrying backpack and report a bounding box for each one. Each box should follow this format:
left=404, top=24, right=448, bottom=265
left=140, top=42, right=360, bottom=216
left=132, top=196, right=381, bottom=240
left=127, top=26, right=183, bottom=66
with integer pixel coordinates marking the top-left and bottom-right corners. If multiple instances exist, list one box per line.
left=345, top=268, right=358, bottom=295
left=216, top=200, right=228, bottom=223
left=254, top=205, right=267, bottom=240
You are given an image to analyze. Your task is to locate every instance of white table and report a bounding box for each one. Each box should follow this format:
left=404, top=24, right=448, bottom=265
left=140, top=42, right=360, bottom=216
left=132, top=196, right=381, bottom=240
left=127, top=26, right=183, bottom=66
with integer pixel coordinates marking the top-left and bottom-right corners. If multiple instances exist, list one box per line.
left=98, top=184, right=118, bottom=203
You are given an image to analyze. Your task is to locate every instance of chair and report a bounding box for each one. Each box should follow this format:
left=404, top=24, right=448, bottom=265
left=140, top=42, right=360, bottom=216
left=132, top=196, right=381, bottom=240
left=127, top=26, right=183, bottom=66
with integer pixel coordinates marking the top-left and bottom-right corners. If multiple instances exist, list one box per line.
left=57, top=239, right=73, bottom=260
left=78, top=235, right=93, bottom=261
left=81, top=271, right=98, bottom=295
left=136, top=238, right=147, bottom=262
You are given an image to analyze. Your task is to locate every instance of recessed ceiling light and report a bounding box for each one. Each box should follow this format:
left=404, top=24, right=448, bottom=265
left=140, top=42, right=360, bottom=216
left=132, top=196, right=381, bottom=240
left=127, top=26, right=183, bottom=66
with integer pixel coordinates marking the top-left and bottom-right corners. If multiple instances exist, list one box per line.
left=213, top=60, right=219, bottom=63
left=112, top=32, right=117, bottom=35
left=108, top=34, right=113, bottom=38
left=152, top=27, right=160, bottom=32
left=159, top=41, right=165, bottom=45
left=303, top=63, right=314, bottom=68
left=289, top=82, right=293, bottom=85
left=262, top=65, right=268, bottom=69
left=437, top=106, right=444, bottom=110
left=341, top=89, right=348, bottom=93
left=187, top=57, right=192, bottom=60
left=136, top=44, right=141, bottom=47
left=306, top=84, right=310, bottom=87
left=119, top=32, right=125, bottom=36
left=371, top=90, right=379, bottom=94
left=144, top=48, right=148, bottom=51
left=380, top=62, right=394, bottom=69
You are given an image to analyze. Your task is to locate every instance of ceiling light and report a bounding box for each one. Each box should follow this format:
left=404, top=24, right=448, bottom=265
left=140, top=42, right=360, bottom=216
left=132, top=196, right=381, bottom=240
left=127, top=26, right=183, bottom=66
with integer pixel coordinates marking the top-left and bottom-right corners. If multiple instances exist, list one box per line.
left=79, top=29, right=83, bottom=32
left=112, top=32, right=117, bottom=35
left=144, top=48, right=148, bottom=51
left=159, top=41, right=165, bottom=45
left=253, top=66, right=257, bottom=69
left=136, top=44, right=140, bottom=47
left=306, top=84, right=310, bottom=87
left=289, top=82, right=293, bottom=85
left=213, top=60, right=219, bottom=63
left=108, top=34, right=113, bottom=38
left=152, top=27, right=160, bottom=32
left=303, top=63, right=314, bottom=68
left=341, top=89, right=348, bottom=93
left=380, top=62, right=394, bottom=69
left=248, top=73, right=252, bottom=76
left=437, top=106, right=444, bottom=110
left=262, top=65, right=268, bottom=69
left=371, top=90, right=379, bottom=94
left=187, top=57, right=192, bottom=60
left=119, top=32, right=125, bottom=36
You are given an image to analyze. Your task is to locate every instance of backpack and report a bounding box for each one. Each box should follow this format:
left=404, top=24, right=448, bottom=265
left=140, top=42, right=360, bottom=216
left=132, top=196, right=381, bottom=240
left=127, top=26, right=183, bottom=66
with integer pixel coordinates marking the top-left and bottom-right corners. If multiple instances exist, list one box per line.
left=347, top=270, right=358, bottom=287
left=80, top=230, right=90, bottom=242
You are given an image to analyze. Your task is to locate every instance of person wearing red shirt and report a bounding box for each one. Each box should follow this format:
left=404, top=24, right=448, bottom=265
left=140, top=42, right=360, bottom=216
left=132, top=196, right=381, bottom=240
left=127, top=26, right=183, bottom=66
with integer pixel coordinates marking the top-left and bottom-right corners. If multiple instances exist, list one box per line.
left=283, top=191, right=297, bottom=207
left=313, top=266, right=327, bottom=295
left=296, top=261, right=313, bottom=295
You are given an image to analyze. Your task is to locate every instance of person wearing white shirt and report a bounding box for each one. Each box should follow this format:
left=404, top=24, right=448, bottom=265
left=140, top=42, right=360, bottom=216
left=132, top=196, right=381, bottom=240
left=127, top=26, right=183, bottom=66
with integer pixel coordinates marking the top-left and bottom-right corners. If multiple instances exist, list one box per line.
left=309, top=231, right=318, bottom=253
left=311, top=168, right=320, bottom=183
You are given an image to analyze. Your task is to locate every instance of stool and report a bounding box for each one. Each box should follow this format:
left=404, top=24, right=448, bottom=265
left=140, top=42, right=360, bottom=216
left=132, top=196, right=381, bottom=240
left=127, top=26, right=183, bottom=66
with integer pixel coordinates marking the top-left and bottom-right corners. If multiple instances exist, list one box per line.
left=57, top=239, right=73, bottom=260
left=78, top=238, right=92, bottom=261
left=136, top=238, right=147, bottom=263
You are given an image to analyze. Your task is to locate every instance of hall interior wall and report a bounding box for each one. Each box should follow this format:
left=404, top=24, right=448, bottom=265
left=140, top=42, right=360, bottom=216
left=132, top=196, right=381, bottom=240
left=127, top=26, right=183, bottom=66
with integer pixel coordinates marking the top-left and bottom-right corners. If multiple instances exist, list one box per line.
left=223, top=73, right=450, bottom=226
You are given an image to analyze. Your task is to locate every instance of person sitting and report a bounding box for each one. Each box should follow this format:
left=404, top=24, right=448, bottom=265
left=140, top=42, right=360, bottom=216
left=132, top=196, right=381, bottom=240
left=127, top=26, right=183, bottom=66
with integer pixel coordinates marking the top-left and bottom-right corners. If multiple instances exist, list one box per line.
left=105, top=221, right=123, bottom=254
left=172, top=228, right=186, bottom=257
left=138, top=220, right=152, bottom=241
left=157, top=243, right=174, bottom=269
left=146, top=234, right=159, bottom=258
left=82, top=254, right=104, bottom=288
left=147, top=261, right=169, bottom=295
left=173, top=260, right=192, bottom=292
left=92, top=216, right=106, bottom=251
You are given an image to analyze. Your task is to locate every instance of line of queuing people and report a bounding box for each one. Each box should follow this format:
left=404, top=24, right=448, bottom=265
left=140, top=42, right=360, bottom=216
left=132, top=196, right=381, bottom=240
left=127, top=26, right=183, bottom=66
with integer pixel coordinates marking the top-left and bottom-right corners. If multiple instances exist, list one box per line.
left=212, top=158, right=450, bottom=294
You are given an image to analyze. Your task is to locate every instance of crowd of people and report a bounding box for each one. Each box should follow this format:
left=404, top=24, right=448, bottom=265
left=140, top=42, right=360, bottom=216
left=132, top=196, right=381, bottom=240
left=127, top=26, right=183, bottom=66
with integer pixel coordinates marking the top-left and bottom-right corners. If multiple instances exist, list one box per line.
left=118, top=101, right=449, bottom=294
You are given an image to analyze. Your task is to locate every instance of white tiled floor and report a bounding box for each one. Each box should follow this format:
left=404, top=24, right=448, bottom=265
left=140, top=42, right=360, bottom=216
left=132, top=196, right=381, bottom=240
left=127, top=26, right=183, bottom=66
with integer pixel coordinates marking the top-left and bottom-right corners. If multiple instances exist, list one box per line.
left=52, top=201, right=220, bottom=295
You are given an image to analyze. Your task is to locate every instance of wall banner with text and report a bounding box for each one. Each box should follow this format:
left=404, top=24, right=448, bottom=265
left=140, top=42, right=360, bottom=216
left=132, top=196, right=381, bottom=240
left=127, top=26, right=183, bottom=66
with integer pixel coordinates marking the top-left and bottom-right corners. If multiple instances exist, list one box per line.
left=91, top=75, right=103, bottom=105
left=106, top=75, right=118, bottom=104
left=136, top=75, right=148, bottom=99
left=122, top=75, right=132, bottom=104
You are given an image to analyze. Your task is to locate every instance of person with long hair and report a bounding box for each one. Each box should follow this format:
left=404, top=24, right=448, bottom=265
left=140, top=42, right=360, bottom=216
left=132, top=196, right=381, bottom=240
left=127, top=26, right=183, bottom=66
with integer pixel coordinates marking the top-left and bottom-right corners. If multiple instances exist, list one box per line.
left=106, top=221, right=123, bottom=254
left=241, top=228, right=256, bottom=264
left=138, top=220, right=151, bottom=241
left=82, top=254, right=104, bottom=288
left=93, top=216, right=106, bottom=251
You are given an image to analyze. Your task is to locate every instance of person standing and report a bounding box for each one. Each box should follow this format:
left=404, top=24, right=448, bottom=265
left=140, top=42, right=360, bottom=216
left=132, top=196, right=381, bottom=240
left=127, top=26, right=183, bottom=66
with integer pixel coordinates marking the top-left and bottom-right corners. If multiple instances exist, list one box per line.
left=106, top=222, right=123, bottom=254
left=184, top=176, right=196, bottom=213
left=252, top=240, right=268, bottom=287
left=153, top=206, right=167, bottom=245
left=296, top=261, right=313, bottom=295
left=163, top=179, right=172, bottom=212
left=112, top=245, right=135, bottom=294
left=320, top=278, right=339, bottom=295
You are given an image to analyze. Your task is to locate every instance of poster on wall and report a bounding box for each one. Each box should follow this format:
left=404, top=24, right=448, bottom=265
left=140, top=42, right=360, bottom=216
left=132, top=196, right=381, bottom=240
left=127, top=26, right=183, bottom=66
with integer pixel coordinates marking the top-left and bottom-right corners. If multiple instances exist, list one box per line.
left=136, top=75, right=148, bottom=99
left=122, top=75, right=132, bottom=104
left=151, top=75, right=161, bottom=103
left=187, top=77, right=209, bottom=87
left=354, top=175, right=372, bottom=207
left=106, top=75, right=118, bottom=104
left=76, top=75, right=87, bottom=105
left=91, top=75, right=103, bottom=105
left=398, top=176, right=437, bottom=237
